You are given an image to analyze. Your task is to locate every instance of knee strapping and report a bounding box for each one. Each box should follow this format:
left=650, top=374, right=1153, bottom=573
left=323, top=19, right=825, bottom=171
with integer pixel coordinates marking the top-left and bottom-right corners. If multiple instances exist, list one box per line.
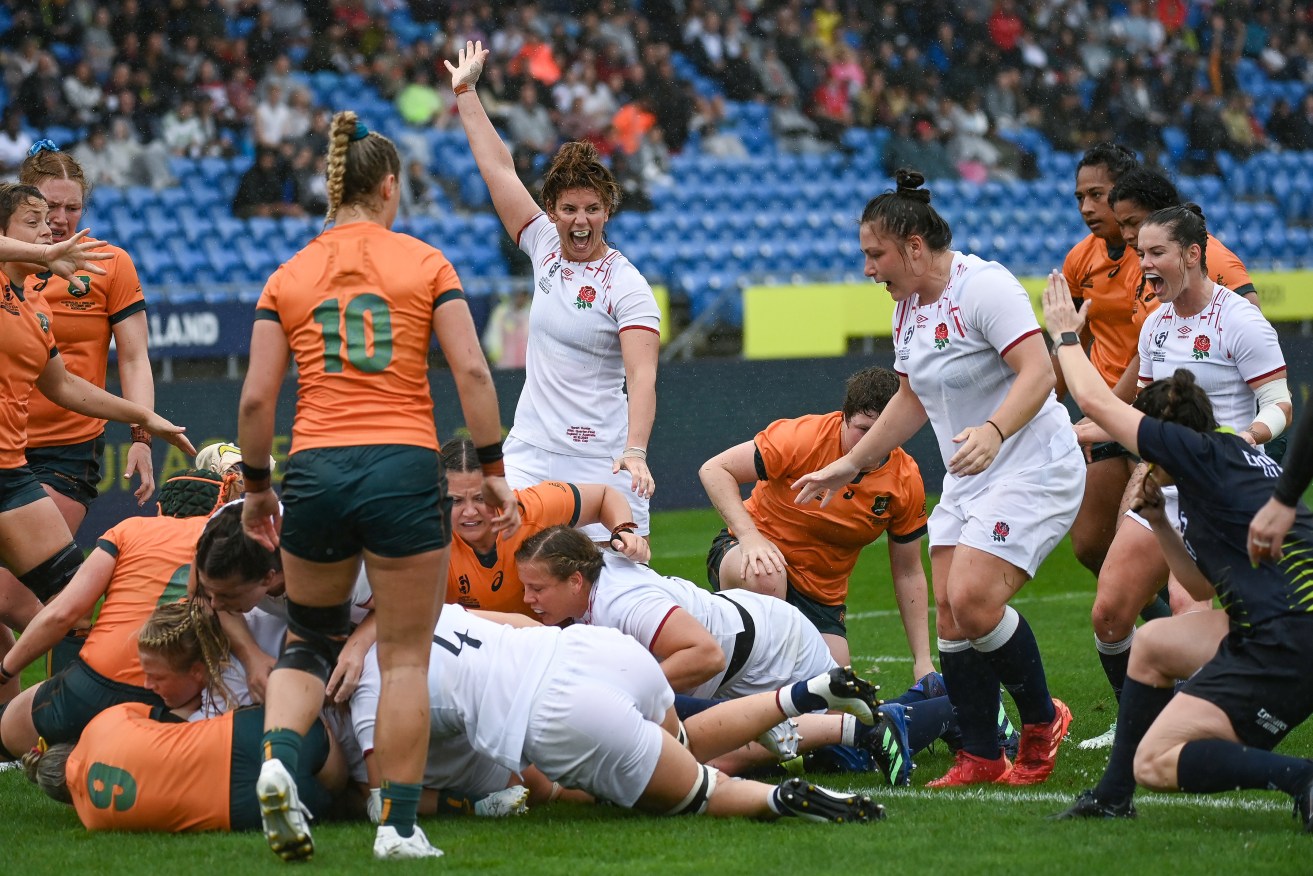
left=275, top=600, right=352, bottom=683
left=675, top=720, right=690, bottom=749
left=664, top=764, right=717, bottom=816
left=19, top=544, right=82, bottom=602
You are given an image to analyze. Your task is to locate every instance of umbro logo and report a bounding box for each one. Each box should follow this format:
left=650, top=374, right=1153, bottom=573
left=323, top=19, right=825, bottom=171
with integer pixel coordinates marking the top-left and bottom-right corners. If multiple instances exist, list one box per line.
left=1177, top=326, right=1192, bottom=336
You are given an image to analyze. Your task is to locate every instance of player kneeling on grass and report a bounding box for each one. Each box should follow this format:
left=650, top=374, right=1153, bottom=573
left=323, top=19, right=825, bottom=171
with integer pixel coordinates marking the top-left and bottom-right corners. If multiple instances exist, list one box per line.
left=1045, top=281, right=1313, bottom=829
left=384, top=601, right=880, bottom=829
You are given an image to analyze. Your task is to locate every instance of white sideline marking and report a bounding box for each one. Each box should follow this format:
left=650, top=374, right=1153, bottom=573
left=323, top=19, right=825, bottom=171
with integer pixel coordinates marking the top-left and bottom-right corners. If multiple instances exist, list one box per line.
left=886, top=786, right=1287, bottom=813
left=847, top=590, right=1090, bottom=622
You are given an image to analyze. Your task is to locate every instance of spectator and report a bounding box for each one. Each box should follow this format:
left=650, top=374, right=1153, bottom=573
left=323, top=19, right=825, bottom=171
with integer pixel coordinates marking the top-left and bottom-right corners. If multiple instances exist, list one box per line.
left=771, top=93, right=828, bottom=155
left=691, top=95, right=748, bottom=159
left=231, top=147, right=302, bottom=218
left=482, top=290, right=532, bottom=370
left=611, top=96, right=656, bottom=156
left=884, top=116, right=959, bottom=181
left=82, top=7, right=117, bottom=80
left=106, top=117, right=175, bottom=190
left=398, top=157, right=442, bottom=218
left=254, top=82, right=291, bottom=149
left=1268, top=98, right=1312, bottom=151
left=0, top=109, right=26, bottom=180
left=395, top=67, right=446, bottom=127
left=73, top=126, right=128, bottom=187
left=283, top=88, right=314, bottom=144
left=503, top=81, right=558, bottom=157
left=1220, top=92, right=1266, bottom=159
left=754, top=44, right=799, bottom=102
left=291, top=146, right=328, bottom=217
left=16, top=52, right=69, bottom=129
left=161, top=98, right=209, bottom=157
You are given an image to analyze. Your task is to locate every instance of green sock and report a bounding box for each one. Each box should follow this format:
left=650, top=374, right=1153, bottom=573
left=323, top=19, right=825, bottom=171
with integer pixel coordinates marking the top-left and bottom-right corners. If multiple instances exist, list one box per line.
left=434, top=791, right=473, bottom=817
left=262, top=727, right=303, bottom=773
left=381, top=780, right=423, bottom=837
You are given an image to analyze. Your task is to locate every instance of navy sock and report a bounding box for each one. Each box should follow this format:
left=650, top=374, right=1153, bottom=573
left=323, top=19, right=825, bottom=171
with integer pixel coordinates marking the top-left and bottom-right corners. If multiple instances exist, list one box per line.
left=904, top=696, right=957, bottom=753
left=1094, top=678, right=1174, bottom=804
left=1139, top=593, right=1171, bottom=622
left=973, top=609, right=1054, bottom=725
left=940, top=643, right=1003, bottom=759
left=1177, top=739, right=1313, bottom=796
left=673, top=694, right=721, bottom=720
left=1095, top=634, right=1133, bottom=701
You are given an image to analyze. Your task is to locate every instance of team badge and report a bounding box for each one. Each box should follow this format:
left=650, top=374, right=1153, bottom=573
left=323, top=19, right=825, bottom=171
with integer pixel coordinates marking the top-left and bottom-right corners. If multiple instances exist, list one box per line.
left=36, top=312, right=50, bottom=333
left=933, top=323, right=949, bottom=350
left=1192, top=335, right=1210, bottom=360
left=575, top=285, right=596, bottom=310
left=991, top=521, right=1010, bottom=542
left=870, top=494, right=891, bottom=516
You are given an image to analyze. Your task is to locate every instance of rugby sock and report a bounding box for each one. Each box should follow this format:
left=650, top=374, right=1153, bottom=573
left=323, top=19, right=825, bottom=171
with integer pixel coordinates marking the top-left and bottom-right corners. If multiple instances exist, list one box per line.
left=1093, top=678, right=1174, bottom=805
left=380, top=780, right=423, bottom=837
left=939, top=638, right=1004, bottom=759
left=778, top=675, right=839, bottom=718
left=903, top=696, right=957, bottom=753
left=1094, top=630, right=1135, bottom=700
left=673, top=694, right=721, bottom=720
left=433, top=792, right=474, bottom=816
left=1176, top=740, right=1313, bottom=797
left=972, top=607, right=1055, bottom=725
left=262, top=728, right=303, bottom=773
left=1139, top=590, right=1171, bottom=622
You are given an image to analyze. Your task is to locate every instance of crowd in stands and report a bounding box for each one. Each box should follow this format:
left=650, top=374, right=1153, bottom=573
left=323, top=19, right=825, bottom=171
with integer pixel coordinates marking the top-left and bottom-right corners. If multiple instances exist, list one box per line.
left=0, top=1, right=1309, bottom=268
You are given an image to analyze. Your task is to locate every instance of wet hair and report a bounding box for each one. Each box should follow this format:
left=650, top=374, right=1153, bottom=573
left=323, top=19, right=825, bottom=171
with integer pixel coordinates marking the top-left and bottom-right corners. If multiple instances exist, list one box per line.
left=859, top=169, right=952, bottom=251
left=842, top=366, right=899, bottom=420
left=514, top=525, right=604, bottom=585
left=1133, top=368, right=1217, bottom=433
left=324, top=109, right=401, bottom=228
left=138, top=598, right=234, bottom=708
left=195, top=502, right=281, bottom=584
left=18, top=144, right=88, bottom=198
left=540, top=141, right=621, bottom=215
left=0, top=183, right=46, bottom=230
left=1107, top=166, right=1180, bottom=210
left=1142, top=202, right=1209, bottom=274
left=23, top=742, right=74, bottom=805
left=1076, top=141, right=1138, bottom=182
left=439, top=439, right=480, bottom=474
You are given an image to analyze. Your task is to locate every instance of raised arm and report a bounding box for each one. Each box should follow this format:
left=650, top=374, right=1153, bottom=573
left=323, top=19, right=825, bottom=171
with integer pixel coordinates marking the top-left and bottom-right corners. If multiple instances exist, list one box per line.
left=446, top=41, right=541, bottom=240
left=1043, top=271, right=1146, bottom=454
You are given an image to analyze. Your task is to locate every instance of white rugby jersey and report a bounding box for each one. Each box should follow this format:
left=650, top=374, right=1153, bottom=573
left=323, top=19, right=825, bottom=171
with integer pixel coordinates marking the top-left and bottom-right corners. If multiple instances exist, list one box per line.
left=351, top=627, right=515, bottom=795
left=892, top=253, right=1078, bottom=501
left=1138, top=283, right=1285, bottom=433
left=510, top=213, right=661, bottom=459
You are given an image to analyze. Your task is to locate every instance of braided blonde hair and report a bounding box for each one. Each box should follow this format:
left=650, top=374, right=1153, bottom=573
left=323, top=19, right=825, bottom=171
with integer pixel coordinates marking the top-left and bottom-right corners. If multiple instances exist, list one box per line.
left=138, top=599, right=235, bottom=709
left=324, top=110, right=401, bottom=229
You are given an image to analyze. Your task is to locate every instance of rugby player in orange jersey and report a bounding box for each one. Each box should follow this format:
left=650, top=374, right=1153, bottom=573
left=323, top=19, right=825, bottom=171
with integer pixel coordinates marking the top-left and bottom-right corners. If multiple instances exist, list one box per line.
left=237, top=109, right=517, bottom=861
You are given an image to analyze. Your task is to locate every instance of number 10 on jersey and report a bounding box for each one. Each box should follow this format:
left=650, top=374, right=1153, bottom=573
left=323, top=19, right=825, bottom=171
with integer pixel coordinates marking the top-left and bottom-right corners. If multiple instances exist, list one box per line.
left=313, top=293, right=394, bottom=373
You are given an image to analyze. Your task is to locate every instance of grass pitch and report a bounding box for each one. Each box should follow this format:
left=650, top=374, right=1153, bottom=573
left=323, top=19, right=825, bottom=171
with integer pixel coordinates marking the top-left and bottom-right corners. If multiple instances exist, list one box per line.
left=5, top=507, right=1311, bottom=874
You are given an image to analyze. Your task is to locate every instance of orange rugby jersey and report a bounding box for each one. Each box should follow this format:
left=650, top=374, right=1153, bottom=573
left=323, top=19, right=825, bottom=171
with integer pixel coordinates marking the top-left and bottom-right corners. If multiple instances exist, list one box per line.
left=0, top=278, right=58, bottom=469
left=25, top=244, right=146, bottom=446
left=79, top=514, right=211, bottom=684
left=1063, top=234, right=1142, bottom=387
left=67, top=702, right=234, bottom=832
left=741, top=412, right=928, bottom=606
left=254, top=222, right=463, bottom=453
left=1131, top=233, right=1255, bottom=329
left=446, top=480, right=582, bottom=616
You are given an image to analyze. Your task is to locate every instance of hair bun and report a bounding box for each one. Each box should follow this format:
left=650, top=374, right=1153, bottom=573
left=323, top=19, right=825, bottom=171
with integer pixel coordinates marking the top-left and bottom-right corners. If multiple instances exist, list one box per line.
left=893, top=168, right=931, bottom=203
left=1182, top=201, right=1206, bottom=222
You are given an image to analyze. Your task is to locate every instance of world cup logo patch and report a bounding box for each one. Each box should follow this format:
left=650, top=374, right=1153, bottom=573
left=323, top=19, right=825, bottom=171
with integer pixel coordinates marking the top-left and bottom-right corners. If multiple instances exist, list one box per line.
left=991, top=521, right=1010, bottom=542
left=1192, top=334, right=1210, bottom=360
left=934, top=322, right=949, bottom=350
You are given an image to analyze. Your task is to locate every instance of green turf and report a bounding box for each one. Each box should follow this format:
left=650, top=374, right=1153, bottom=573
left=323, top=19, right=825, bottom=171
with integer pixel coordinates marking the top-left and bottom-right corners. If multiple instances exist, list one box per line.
left=5, top=507, right=1311, bottom=874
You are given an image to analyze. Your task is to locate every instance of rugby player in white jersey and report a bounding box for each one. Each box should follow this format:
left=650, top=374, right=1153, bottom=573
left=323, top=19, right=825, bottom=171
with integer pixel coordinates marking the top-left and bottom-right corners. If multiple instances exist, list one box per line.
left=794, top=169, right=1083, bottom=788
left=1049, top=202, right=1291, bottom=729
left=447, top=41, right=659, bottom=541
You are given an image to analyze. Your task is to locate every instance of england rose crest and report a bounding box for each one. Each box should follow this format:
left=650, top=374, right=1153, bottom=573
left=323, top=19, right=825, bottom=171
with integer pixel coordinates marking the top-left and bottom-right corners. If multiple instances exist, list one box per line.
left=575, top=285, right=597, bottom=310
left=991, top=521, right=1010, bottom=542
left=1192, top=334, right=1210, bottom=360
left=934, top=322, right=949, bottom=350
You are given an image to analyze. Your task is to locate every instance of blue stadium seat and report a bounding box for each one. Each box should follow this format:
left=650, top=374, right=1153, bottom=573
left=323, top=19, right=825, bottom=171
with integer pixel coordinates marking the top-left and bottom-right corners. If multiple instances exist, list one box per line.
left=123, top=187, right=157, bottom=212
